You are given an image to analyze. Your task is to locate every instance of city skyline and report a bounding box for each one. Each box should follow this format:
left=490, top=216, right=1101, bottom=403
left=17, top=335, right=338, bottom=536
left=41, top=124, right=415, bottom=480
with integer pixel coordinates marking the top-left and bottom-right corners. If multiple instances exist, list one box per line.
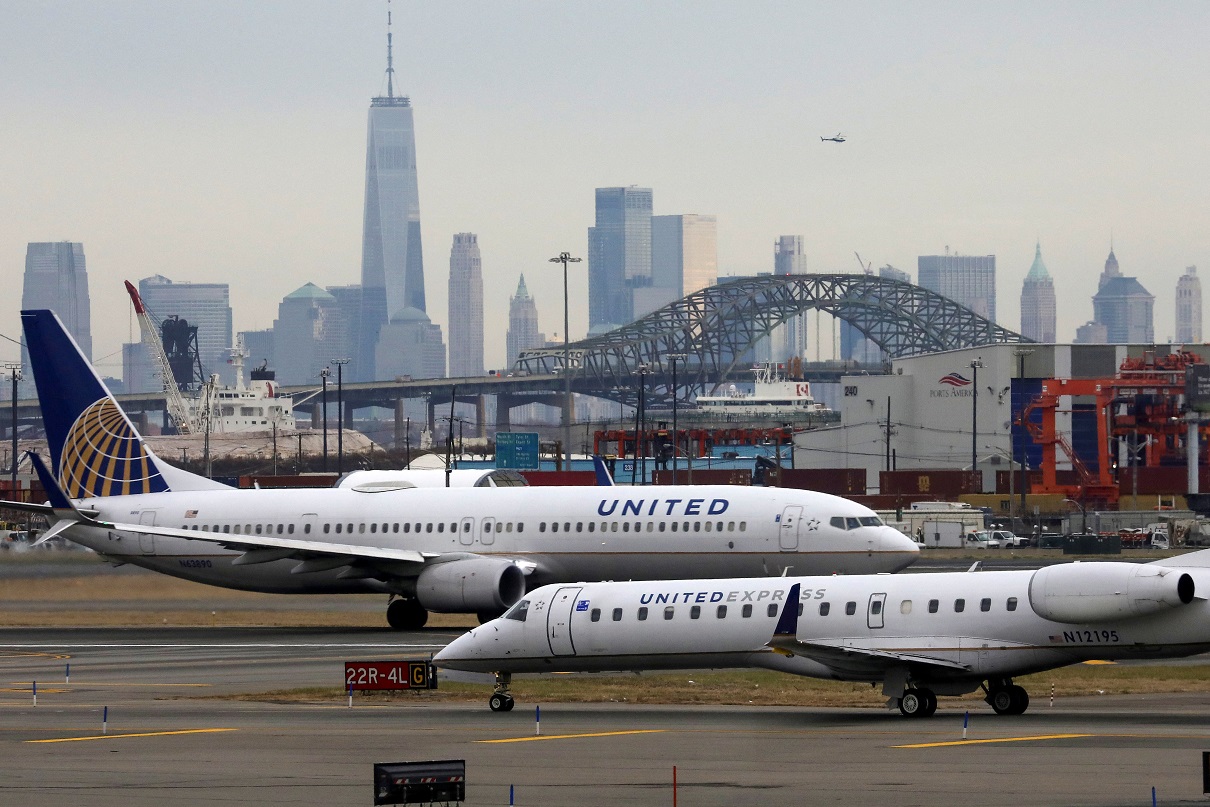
left=3, top=3, right=1208, bottom=376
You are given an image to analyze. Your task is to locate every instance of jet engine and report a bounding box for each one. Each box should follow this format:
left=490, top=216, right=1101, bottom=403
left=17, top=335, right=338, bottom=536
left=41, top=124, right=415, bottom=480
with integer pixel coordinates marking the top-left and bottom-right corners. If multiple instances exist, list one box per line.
left=415, top=558, right=526, bottom=613
left=1028, top=562, right=1195, bottom=624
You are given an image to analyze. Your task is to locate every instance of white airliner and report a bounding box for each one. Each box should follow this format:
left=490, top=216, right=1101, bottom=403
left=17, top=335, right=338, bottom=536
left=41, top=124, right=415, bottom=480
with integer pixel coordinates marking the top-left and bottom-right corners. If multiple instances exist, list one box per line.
left=6, top=310, right=919, bottom=629
left=435, top=552, right=1210, bottom=715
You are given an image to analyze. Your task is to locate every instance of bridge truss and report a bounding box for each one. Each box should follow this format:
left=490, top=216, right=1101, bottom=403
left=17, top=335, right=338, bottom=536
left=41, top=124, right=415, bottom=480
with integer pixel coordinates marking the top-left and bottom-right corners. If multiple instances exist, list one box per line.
left=515, top=274, right=1027, bottom=407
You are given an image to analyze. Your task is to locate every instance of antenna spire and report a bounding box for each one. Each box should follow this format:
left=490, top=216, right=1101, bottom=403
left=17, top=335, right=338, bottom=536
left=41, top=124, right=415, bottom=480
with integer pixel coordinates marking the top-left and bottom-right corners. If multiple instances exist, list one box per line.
left=385, top=0, right=395, bottom=98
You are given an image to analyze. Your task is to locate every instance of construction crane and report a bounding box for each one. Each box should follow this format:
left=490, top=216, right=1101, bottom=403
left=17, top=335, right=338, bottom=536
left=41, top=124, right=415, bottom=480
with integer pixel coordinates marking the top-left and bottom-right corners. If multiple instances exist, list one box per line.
left=124, top=280, right=196, bottom=435
left=854, top=252, right=874, bottom=276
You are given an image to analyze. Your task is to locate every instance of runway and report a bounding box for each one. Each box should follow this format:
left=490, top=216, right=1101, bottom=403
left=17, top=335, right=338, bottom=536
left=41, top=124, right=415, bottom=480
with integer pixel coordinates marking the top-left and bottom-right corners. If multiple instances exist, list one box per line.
left=4, top=627, right=1210, bottom=806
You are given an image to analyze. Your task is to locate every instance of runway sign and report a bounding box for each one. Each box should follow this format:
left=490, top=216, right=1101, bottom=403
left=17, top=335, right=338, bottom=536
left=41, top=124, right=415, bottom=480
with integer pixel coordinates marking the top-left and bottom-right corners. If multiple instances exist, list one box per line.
left=345, top=661, right=437, bottom=691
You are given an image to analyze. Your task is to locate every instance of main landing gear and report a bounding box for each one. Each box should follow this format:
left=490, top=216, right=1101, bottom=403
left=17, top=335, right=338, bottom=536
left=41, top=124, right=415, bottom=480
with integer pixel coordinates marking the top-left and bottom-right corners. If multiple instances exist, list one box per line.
left=985, top=680, right=1030, bottom=715
left=897, top=688, right=938, bottom=718
left=489, top=671, right=515, bottom=712
left=386, top=597, right=428, bottom=630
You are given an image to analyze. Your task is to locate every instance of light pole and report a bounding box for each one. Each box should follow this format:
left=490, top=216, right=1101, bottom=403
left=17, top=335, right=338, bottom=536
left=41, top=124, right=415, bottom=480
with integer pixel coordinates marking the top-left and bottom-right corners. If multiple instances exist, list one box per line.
left=332, top=358, right=350, bottom=476
left=549, top=251, right=581, bottom=472
left=320, top=367, right=331, bottom=472
left=1063, top=497, right=1088, bottom=536
left=4, top=364, right=20, bottom=494
left=667, top=354, right=687, bottom=484
left=970, top=357, right=983, bottom=483
left=638, top=364, right=649, bottom=485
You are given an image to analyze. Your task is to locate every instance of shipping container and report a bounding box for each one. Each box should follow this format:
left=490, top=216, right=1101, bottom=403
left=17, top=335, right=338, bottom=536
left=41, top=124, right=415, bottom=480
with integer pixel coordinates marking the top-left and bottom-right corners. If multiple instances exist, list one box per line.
left=770, top=468, right=866, bottom=495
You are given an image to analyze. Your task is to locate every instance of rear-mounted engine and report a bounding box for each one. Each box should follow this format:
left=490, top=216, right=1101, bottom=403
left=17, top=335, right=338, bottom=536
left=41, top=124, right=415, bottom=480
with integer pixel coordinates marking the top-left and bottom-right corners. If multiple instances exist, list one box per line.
left=1028, top=562, right=1195, bottom=623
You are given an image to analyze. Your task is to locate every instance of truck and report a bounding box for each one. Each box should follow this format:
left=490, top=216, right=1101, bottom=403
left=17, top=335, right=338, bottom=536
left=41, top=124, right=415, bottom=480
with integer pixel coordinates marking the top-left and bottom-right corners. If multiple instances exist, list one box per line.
left=979, top=529, right=1028, bottom=548
left=921, top=520, right=965, bottom=548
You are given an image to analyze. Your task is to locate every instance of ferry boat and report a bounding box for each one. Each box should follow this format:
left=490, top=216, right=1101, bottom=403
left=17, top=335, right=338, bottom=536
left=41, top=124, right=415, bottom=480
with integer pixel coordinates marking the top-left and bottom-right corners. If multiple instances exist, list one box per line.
left=189, top=338, right=296, bottom=434
left=689, top=363, right=833, bottom=422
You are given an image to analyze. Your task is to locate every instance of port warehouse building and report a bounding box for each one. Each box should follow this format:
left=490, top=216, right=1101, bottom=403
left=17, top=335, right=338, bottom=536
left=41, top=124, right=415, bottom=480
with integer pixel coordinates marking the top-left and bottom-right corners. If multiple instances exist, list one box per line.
left=793, top=341, right=1210, bottom=502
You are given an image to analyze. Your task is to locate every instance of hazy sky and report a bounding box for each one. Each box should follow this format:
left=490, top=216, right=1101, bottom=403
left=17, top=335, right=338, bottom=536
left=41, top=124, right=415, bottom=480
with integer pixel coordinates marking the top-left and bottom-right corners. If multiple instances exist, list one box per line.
left=4, top=1, right=1209, bottom=377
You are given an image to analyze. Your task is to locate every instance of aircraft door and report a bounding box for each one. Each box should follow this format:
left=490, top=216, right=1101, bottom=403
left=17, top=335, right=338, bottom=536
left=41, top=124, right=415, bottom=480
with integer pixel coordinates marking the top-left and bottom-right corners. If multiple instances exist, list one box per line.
left=137, top=510, right=157, bottom=555
left=867, top=593, right=887, bottom=629
left=779, top=506, right=803, bottom=551
left=458, top=517, right=475, bottom=546
left=481, top=517, right=496, bottom=546
left=546, top=586, right=583, bottom=656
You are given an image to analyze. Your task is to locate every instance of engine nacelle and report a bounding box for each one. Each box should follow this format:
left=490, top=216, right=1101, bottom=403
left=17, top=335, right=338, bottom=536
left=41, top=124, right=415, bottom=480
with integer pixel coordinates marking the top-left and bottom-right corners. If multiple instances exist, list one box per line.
left=1028, top=562, right=1195, bottom=624
left=415, top=557, right=526, bottom=613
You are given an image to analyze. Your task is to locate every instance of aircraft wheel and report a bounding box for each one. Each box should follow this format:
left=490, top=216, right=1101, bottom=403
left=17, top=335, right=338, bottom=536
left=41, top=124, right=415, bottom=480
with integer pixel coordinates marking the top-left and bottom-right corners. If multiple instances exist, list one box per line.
left=489, top=693, right=510, bottom=712
left=502, top=695, right=515, bottom=712
left=919, top=688, right=938, bottom=717
left=386, top=599, right=428, bottom=630
left=989, top=687, right=1015, bottom=715
left=898, top=689, right=927, bottom=717
left=1008, top=685, right=1029, bottom=715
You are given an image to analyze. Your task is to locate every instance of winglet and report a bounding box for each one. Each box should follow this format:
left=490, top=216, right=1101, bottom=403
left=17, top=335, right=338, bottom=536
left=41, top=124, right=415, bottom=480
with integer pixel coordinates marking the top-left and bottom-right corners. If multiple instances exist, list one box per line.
left=772, top=582, right=801, bottom=639
left=26, top=451, right=74, bottom=511
left=592, top=455, right=615, bottom=486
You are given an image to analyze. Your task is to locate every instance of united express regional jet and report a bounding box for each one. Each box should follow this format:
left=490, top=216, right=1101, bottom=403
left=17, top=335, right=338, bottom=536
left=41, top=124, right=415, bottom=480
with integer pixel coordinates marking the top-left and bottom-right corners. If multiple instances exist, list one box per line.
left=436, top=553, right=1210, bottom=714
left=7, top=310, right=919, bottom=629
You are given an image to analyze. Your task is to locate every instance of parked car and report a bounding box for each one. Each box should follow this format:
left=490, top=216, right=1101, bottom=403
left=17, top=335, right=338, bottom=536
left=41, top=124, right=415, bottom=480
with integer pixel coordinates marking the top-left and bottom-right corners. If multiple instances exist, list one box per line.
left=966, top=531, right=1000, bottom=549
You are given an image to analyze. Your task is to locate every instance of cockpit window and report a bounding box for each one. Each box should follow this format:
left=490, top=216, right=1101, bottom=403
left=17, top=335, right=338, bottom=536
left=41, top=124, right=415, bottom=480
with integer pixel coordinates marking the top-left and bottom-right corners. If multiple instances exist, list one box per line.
left=504, top=600, right=529, bottom=622
left=846, top=517, right=861, bottom=530
left=830, top=517, right=846, bottom=530
left=859, top=516, right=883, bottom=527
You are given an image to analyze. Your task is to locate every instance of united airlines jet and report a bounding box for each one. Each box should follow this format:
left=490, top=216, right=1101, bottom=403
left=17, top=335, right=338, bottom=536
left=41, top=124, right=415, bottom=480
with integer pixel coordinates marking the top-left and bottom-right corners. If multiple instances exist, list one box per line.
left=436, top=553, right=1210, bottom=714
left=7, top=310, right=918, bottom=629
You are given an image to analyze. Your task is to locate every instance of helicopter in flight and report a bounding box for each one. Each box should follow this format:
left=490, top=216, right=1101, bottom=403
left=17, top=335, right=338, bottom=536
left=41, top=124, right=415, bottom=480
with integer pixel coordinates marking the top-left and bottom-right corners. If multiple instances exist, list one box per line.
left=821, top=133, right=846, bottom=143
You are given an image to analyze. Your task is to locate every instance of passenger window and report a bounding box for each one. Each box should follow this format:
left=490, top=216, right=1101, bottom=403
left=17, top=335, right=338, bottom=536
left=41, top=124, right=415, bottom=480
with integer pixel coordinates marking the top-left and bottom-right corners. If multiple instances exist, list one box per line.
left=664, top=606, right=675, bottom=620
left=870, top=600, right=883, bottom=616
left=928, top=599, right=939, bottom=613
left=622, top=522, right=630, bottom=532
left=693, top=522, right=701, bottom=532
left=517, top=523, right=524, bottom=533
left=670, top=522, right=678, bottom=532
left=658, top=522, right=665, bottom=532
left=980, top=598, right=991, bottom=612
left=739, top=522, right=747, bottom=531
left=767, top=603, right=777, bottom=617
left=728, top=521, right=735, bottom=531
left=717, top=521, right=724, bottom=532
left=954, top=599, right=966, bottom=613
left=463, top=522, right=470, bottom=533
left=392, top=524, right=399, bottom=533
left=638, top=607, right=648, bottom=621
left=588, top=523, right=596, bottom=533
left=403, top=523, right=411, bottom=533
left=590, top=608, right=601, bottom=622
left=704, top=522, right=712, bottom=532
left=819, top=602, right=830, bottom=616
left=564, top=522, right=570, bottom=532
left=335, top=523, right=342, bottom=534
left=612, top=608, right=622, bottom=622
left=683, top=522, right=690, bottom=532
left=505, top=600, right=529, bottom=622
left=370, top=523, right=377, bottom=534
left=717, top=604, right=728, bottom=618
left=323, top=523, right=330, bottom=534
left=425, top=523, right=433, bottom=533
left=437, top=523, right=444, bottom=533
left=742, top=604, right=753, bottom=618
left=1006, top=597, right=1018, bottom=612
left=690, top=606, right=701, bottom=619
left=484, top=522, right=492, bottom=533
left=552, top=522, right=559, bottom=533
left=845, top=602, right=856, bottom=616
left=302, top=524, right=309, bottom=534
left=901, top=600, right=912, bottom=614
left=576, top=522, right=583, bottom=532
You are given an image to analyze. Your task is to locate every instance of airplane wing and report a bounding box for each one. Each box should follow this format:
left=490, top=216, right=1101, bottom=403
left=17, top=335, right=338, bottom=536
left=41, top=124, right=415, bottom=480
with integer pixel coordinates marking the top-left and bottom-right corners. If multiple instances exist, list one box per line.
left=767, top=583, right=968, bottom=677
left=768, top=636, right=969, bottom=677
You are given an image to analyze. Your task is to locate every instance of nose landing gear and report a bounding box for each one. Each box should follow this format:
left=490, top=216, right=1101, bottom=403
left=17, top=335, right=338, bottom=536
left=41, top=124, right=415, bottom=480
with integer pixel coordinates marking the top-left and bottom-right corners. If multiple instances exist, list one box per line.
left=489, top=671, right=515, bottom=712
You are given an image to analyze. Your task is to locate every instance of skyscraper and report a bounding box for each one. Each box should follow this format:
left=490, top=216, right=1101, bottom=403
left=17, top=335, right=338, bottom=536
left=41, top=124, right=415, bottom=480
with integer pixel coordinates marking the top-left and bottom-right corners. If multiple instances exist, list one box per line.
left=918, top=252, right=997, bottom=321
left=1091, top=249, right=1153, bottom=343
left=773, top=236, right=807, bottom=363
left=358, top=8, right=425, bottom=381
left=1019, top=242, right=1057, bottom=342
left=21, top=242, right=91, bottom=388
left=272, top=283, right=352, bottom=386
left=1176, top=265, right=1202, bottom=344
left=138, top=275, right=234, bottom=384
left=448, top=233, right=484, bottom=377
left=506, top=275, right=544, bottom=367
left=588, top=186, right=652, bottom=332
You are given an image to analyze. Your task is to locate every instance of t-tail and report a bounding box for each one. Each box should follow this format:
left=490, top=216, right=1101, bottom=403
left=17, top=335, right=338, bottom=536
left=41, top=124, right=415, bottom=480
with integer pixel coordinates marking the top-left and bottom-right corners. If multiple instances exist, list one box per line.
left=20, top=309, right=230, bottom=498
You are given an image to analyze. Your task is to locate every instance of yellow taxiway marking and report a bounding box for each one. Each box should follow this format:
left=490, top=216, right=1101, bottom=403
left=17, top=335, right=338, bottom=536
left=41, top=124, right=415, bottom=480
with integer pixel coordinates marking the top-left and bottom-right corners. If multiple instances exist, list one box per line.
left=894, top=733, right=1092, bottom=749
left=27, top=728, right=237, bottom=744
left=479, top=729, right=665, bottom=744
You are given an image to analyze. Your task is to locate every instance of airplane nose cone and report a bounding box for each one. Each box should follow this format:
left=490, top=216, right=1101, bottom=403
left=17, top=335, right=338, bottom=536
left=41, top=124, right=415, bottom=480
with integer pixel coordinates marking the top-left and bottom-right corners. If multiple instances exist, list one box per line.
left=883, top=527, right=920, bottom=566
left=434, top=629, right=481, bottom=668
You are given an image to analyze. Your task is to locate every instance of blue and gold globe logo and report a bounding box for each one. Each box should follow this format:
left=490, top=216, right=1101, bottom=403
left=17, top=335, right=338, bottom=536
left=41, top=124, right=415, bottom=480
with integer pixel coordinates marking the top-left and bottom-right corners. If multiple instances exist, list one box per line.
left=60, top=398, right=165, bottom=498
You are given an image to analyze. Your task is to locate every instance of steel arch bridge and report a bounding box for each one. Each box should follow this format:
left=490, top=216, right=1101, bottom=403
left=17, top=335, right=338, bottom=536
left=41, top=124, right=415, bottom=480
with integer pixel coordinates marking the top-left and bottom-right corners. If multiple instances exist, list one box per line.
left=515, top=274, right=1028, bottom=407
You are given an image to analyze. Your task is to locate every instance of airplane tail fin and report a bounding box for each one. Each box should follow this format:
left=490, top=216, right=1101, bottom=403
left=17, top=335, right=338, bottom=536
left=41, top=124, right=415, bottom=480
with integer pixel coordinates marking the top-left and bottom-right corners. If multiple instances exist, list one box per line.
left=772, top=583, right=802, bottom=639
left=20, top=309, right=230, bottom=498
left=592, top=455, right=616, bottom=486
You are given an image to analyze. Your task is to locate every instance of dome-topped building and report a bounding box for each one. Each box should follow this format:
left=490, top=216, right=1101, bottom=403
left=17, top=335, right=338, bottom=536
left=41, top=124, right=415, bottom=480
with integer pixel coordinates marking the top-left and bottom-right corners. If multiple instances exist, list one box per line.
left=1020, top=242, right=1056, bottom=342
